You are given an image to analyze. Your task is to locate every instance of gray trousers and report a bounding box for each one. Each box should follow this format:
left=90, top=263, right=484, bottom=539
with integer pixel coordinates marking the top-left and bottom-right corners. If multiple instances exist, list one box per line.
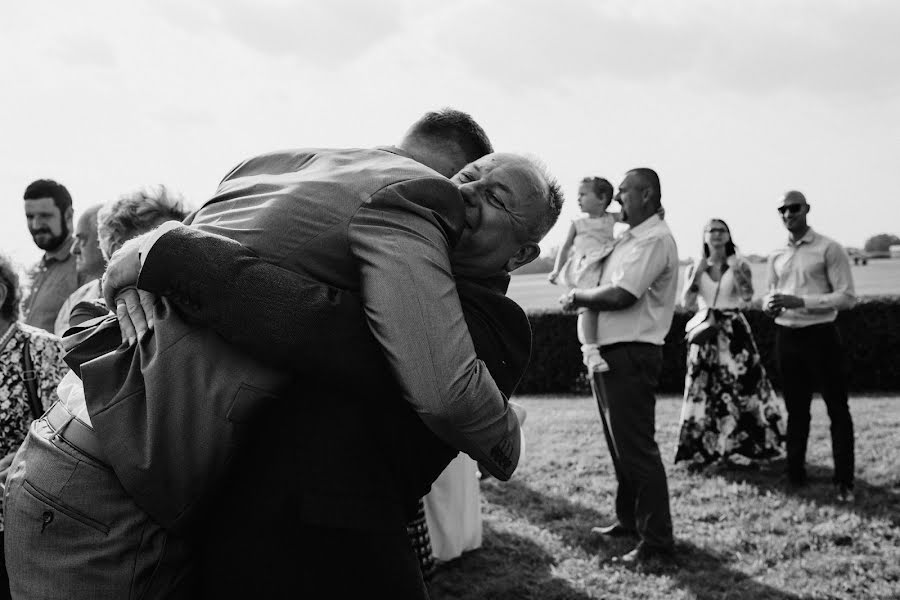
left=602, top=343, right=674, bottom=550
left=3, top=414, right=192, bottom=599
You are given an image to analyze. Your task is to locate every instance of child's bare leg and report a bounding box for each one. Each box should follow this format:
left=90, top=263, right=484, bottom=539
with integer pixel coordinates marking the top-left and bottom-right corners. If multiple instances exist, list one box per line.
left=577, top=309, right=598, bottom=345
left=577, top=310, right=609, bottom=372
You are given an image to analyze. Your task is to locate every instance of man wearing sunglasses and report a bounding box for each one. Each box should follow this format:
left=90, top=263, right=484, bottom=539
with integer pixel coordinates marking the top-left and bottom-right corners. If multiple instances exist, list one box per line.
left=764, top=190, right=857, bottom=503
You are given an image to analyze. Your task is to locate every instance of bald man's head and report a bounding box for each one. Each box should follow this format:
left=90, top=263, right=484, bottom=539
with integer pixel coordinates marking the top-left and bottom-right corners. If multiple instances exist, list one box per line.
left=782, top=190, right=807, bottom=205
left=777, top=190, right=810, bottom=234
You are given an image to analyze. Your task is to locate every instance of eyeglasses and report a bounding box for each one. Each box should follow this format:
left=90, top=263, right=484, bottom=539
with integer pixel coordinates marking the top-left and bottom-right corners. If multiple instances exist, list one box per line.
left=706, top=227, right=727, bottom=234
left=777, top=204, right=804, bottom=215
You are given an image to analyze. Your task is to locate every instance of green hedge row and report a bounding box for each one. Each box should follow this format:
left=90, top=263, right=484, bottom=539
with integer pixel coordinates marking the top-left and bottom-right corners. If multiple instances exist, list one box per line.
left=519, top=296, right=900, bottom=395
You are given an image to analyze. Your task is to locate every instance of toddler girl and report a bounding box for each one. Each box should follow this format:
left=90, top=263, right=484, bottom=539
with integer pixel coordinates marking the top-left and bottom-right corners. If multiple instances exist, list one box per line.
left=548, top=176, right=620, bottom=372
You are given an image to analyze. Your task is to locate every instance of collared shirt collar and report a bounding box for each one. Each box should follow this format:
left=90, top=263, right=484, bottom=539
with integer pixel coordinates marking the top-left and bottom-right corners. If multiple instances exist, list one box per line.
left=458, top=271, right=511, bottom=294
left=43, top=235, right=75, bottom=264
left=787, top=227, right=816, bottom=248
left=621, top=214, right=663, bottom=240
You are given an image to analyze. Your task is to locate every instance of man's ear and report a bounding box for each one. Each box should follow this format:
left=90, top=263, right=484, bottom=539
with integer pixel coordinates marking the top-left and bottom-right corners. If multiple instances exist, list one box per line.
left=505, top=242, right=541, bottom=273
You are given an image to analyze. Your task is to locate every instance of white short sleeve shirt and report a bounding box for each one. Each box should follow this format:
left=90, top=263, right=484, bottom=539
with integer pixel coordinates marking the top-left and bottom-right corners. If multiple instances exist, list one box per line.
left=592, top=215, right=679, bottom=346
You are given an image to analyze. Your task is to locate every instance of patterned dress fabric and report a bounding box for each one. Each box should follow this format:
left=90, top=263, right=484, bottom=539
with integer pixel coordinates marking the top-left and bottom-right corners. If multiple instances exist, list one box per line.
left=675, top=265, right=786, bottom=466
left=0, top=323, right=68, bottom=528
left=675, top=309, right=786, bottom=465
left=406, top=499, right=436, bottom=580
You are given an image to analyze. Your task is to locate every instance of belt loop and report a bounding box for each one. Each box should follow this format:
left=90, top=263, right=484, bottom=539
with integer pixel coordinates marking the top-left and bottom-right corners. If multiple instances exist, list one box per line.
left=51, top=412, right=76, bottom=443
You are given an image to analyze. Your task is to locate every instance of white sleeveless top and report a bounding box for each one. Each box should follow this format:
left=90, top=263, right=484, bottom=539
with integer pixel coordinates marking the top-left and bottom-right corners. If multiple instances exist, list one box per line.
left=697, top=269, right=742, bottom=310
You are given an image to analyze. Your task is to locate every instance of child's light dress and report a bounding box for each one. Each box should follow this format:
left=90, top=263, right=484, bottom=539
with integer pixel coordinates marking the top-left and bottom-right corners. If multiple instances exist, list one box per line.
left=558, top=214, right=617, bottom=288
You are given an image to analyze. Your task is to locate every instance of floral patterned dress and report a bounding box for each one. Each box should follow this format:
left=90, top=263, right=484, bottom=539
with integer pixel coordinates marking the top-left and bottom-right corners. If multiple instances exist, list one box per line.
left=675, top=268, right=786, bottom=466
left=0, top=322, right=68, bottom=528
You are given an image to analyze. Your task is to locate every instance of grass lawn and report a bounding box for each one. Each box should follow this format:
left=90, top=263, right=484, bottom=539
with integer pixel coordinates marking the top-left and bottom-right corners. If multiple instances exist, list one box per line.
left=427, top=395, right=900, bottom=600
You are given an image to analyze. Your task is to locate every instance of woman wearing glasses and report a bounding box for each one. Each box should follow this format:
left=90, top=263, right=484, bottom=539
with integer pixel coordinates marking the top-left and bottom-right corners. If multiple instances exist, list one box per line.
left=674, top=219, right=785, bottom=470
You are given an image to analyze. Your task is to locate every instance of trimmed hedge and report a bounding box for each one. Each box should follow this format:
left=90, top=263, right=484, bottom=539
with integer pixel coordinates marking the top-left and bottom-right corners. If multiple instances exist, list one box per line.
left=519, top=296, right=900, bottom=394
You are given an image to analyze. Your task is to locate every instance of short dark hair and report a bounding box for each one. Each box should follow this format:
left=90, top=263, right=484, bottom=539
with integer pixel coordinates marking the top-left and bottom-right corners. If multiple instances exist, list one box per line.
left=628, top=168, right=661, bottom=202
left=407, top=108, right=493, bottom=164
left=0, top=252, right=22, bottom=321
left=23, top=179, right=73, bottom=214
left=581, top=176, right=613, bottom=200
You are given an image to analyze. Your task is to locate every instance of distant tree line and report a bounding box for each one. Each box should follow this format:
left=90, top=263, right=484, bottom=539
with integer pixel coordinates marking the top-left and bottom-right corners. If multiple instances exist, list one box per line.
left=864, top=233, right=900, bottom=255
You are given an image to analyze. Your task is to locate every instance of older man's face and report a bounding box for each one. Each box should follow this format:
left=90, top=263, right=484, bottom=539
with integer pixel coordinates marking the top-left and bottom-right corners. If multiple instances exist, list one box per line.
left=72, top=209, right=105, bottom=276
left=450, top=153, right=546, bottom=277
left=614, top=172, right=649, bottom=226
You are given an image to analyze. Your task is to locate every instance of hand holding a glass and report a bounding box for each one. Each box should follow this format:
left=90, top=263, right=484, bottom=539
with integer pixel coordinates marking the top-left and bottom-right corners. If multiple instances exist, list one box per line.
left=764, top=285, right=804, bottom=317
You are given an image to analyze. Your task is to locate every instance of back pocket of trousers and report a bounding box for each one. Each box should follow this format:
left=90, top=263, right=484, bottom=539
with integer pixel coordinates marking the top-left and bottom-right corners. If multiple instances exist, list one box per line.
left=22, top=480, right=111, bottom=535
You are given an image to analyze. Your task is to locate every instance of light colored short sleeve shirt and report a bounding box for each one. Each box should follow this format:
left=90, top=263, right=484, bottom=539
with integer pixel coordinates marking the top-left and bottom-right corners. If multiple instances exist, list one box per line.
left=593, top=215, right=679, bottom=346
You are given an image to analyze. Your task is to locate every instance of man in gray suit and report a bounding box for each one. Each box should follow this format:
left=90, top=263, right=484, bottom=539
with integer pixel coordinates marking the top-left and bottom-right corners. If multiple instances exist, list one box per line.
left=6, top=109, right=562, bottom=599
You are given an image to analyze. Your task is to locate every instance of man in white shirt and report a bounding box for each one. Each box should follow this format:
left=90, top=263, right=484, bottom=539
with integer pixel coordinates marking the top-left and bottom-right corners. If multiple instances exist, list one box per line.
left=764, top=190, right=856, bottom=503
left=562, top=168, right=678, bottom=563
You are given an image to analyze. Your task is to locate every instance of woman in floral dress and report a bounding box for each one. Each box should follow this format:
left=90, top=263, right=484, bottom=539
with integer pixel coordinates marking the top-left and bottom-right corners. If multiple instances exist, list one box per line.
left=0, top=252, right=68, bottom=599
left=675, top=219, right=785, bottom=468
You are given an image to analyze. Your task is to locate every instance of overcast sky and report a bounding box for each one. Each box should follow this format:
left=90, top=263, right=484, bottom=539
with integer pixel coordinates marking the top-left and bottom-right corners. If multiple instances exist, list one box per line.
left=3, top=0, right=899, bottom=269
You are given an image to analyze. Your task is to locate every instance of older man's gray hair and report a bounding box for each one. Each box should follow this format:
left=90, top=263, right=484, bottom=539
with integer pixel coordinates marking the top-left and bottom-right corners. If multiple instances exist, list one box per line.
left=524, top=154, right=564, bottom=243
left=98, top=185, right=190, bottom=259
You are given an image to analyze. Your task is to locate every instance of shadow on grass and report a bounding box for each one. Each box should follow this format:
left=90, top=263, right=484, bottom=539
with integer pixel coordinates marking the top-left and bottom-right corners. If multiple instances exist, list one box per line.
left=427, top=525, right=596, bottom=600
left=651, top=542, right=807, bottom=600
left=696, top=459, right=900, bottom=525
left=481, top=478, right=611, bottom=554
left=483, top=480, right=810, bottom=600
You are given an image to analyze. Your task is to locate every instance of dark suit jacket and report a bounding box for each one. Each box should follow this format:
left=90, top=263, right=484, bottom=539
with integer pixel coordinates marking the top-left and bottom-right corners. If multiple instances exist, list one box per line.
left=137, top=226, right=532, bottom=510
left=70, top=147, right=525, bottom=537
left=135, top=222, right=532, bottom=596
left=63, top=301, right=293, bottom=533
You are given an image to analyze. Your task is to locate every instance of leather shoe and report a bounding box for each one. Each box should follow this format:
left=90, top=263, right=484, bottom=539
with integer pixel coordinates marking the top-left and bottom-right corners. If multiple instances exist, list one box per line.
left=612, top=542, right=674, bottom=565
left=590, top=523, right=637, bottom=538
left=835, top=484, right=855, bottom=503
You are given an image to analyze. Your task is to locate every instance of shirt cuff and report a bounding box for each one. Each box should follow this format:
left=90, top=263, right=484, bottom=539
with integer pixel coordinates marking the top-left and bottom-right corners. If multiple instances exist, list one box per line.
left=801, top=294, right=834, bottom=309
left=138, top=221, right=184, bottom=268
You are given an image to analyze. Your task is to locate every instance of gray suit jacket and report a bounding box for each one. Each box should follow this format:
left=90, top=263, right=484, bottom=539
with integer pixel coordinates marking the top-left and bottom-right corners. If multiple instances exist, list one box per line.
left=72, top=146, right=521, bottom=537
left=167, top=146, right=521, bottom=484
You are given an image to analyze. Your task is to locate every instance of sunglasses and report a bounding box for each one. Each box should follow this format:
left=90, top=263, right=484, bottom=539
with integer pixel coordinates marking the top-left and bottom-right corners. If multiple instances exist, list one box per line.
left=777, top=204, right=804, bottom=215
left=706, top=227, right=728, bottom=234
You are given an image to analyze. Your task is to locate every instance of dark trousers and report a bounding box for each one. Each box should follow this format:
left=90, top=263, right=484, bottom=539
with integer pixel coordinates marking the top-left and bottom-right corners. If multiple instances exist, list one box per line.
left=0, top=532, right=10, bottom=600
left=775, top=322, right=854, bottom=487
left=197, top=522, right=428, bottom=599
left=602, top=343, right=674, bottom=550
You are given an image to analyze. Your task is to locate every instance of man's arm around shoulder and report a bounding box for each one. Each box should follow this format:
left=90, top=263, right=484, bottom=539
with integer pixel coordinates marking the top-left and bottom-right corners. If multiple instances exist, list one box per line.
left=349, top=176, right=522, bottom=480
